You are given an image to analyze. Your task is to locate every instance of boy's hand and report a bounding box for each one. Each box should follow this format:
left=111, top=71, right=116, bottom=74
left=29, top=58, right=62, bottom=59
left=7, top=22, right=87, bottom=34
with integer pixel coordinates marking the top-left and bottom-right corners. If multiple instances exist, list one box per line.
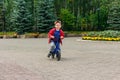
left=60, top=36, right=64, bottom=39
left=51, top=36, right=54, bottom=39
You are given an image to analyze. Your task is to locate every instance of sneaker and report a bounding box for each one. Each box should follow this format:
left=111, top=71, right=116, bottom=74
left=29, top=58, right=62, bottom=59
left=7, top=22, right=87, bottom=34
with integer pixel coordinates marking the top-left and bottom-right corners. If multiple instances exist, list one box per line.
left=57, top=53, right=61, bottom=61
left=47, top=53, right=51, bottom=58
left=52, top=53, right=55, bottom=59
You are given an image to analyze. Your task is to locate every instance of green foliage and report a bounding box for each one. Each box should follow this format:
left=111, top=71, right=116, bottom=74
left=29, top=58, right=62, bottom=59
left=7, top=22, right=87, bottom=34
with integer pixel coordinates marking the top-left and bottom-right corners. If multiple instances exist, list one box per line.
left=86, top=30, right=120, bottom=38
left=0, top=12, right=2, bottom=31
left=99, top=5, right=109, bottom=30
left=80, top=17, right=88, bottom=31
left=60, top=9, right=75, bottom=31
left=107, top=0, right=120, bottom=30
left=15, top=0, right=32, bottom=34
left=0, top=0, right=3, bottom=31
left=2, top=0, right=120, bottom=32
left=6, top=0, right=18, bottom=31
left=36, top=0, right=56, bottom=33
left=55, top=0, right=112, bottom=31
left=4, top=0, right=56, bottom=33
left=88, top=13, right=98, bottom=30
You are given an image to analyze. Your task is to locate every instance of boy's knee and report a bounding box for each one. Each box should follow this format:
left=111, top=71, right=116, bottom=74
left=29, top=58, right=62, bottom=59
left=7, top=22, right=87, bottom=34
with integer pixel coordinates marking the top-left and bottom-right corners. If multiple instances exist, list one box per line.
left=51, top=45, right=55, bottom=49
left=50, top=42, right=56, bottom=50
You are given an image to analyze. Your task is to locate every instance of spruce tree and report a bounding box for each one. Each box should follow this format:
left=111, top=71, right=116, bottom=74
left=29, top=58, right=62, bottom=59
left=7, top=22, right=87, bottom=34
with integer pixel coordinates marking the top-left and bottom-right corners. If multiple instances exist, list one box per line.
left=0, top=1, right=3, bottom=31
left=107, top=0, right=120, bottom=30
left=15, top=0, right=32, bottom=34
left=36, top=0, right=56, bottom=33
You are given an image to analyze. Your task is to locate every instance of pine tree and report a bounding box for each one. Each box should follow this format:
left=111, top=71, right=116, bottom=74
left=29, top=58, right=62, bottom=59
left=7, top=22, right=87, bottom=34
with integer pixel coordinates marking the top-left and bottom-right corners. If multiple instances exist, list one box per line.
left=107, top=0, right=120, bottom=30
left=15, top=0, right=32, bottom=34
left=0, top=0, right=3, bottom=31
left=24, top=0, right=34, bottom=31
left=36, top=0, right=57, bottom=33
left=5, top=0, right=17, bottom=31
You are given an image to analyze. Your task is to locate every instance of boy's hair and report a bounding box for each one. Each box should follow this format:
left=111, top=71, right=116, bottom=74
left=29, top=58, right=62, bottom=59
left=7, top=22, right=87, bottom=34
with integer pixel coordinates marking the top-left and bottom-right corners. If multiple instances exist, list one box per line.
left=54, top=20, right=61, bottom=25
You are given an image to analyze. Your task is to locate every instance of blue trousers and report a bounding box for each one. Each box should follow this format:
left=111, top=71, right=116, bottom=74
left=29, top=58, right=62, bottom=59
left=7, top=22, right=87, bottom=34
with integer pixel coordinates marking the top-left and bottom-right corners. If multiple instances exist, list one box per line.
left=50, top=41, right=61, bottom=54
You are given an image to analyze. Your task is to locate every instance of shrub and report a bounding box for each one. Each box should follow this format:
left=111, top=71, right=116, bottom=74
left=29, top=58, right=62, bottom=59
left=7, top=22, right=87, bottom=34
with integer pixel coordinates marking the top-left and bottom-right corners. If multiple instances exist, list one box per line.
left=86, top=30, right=120, bottom=38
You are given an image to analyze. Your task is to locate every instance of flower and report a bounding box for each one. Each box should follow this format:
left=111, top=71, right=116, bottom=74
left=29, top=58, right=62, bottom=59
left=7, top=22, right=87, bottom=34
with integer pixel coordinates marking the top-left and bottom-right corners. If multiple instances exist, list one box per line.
left=82, top=36, right=120, bottom=41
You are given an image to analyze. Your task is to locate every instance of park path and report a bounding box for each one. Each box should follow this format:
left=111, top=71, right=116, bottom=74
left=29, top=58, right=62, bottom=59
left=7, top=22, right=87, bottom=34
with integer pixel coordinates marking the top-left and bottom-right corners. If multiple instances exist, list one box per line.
left=0, top=38, right=120, bottom=80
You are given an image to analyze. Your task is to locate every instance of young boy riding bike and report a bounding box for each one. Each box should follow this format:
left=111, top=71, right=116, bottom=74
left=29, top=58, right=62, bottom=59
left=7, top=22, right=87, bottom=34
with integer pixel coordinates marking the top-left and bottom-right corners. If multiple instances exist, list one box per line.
left=48, top=20, right=64, bottom=61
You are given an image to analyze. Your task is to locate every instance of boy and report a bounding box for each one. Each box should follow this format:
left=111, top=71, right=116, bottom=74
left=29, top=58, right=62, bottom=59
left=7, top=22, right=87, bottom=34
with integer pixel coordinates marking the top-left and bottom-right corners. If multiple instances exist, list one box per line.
left=48, top=20, right=64, bottom=61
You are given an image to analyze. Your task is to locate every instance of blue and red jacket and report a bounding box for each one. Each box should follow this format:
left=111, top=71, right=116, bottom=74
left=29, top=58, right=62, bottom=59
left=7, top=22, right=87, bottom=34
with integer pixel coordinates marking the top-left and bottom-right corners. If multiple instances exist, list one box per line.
left=48, top=28, right=64, bottom=44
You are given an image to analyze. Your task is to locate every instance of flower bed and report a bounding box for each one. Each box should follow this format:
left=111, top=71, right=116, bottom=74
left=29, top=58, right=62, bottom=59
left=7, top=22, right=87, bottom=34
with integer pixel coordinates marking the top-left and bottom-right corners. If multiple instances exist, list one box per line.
left=82, top=37, right=120, bottom=41
left=24, top=33, right=39, bottom=38
left=0, top=32, right=48, bottom=38
left=82, top=30, right=120, bottom=41
left=0, top=32, right=17, bottom=38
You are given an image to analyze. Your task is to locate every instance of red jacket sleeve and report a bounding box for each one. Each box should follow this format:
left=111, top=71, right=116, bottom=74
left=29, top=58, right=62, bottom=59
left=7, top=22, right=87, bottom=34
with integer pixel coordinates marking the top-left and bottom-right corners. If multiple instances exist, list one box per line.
left=60, top=30, right=64, bottom=38
left=48, top=28, right=55, bottom=38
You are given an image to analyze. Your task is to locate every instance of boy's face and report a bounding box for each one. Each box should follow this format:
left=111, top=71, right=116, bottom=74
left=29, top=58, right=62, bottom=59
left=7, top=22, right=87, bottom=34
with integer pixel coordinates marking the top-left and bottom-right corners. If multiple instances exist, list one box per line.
left=55, top=23, right=61, bottom=30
